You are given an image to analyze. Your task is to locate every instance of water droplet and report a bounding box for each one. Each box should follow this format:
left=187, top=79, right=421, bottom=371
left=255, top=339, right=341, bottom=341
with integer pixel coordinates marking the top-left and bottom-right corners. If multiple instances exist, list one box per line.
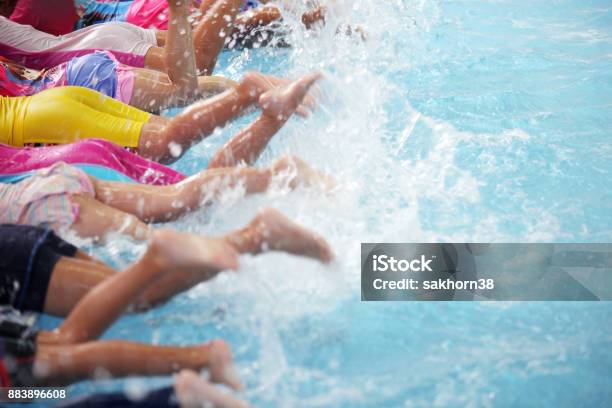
left=169, top=142, right=183, bottom=158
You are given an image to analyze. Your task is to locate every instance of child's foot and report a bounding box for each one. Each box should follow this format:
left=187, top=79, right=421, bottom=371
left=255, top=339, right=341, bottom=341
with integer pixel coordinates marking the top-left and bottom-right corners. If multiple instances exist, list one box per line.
left=150, top=230, right=239, bottom=272
left=175, top=370, right=251, bottom=408
left=271, top=155, right=336, bottom=191
left=206, top=340, right=243, bottom=391
left=238, top=71, right=278, bottom=101
left=258, top=72, right=323, bottom=122
left=240, top=73, right=318, bottom=117
left=249, top=208, right=334, bottom=263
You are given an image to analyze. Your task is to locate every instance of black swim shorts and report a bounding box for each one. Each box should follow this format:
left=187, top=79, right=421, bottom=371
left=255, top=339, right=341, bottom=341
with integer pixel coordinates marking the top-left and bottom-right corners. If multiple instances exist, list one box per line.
left=0, top=224, right=77, bottom=313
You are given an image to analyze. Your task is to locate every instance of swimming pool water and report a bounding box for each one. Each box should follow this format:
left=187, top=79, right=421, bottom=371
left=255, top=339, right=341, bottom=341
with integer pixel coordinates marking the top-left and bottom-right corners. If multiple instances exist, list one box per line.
left=40, top=0, right=612, bottom=406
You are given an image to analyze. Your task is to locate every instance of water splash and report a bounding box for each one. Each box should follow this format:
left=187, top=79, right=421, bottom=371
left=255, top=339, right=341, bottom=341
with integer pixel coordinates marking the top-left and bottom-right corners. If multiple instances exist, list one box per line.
left=46, top=1, right=612, bottom=406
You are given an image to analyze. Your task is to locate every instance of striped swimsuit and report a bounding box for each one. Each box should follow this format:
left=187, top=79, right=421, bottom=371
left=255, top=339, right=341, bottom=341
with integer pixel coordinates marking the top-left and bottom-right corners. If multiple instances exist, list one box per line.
left=0, top=163, right=95, bottom=232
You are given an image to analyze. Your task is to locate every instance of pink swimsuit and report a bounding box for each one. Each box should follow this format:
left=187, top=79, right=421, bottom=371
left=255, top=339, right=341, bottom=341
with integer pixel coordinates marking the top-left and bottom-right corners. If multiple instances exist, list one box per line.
left=0, top=140, right=187, bottom=186
left=0, top=162, right=95, bottom=232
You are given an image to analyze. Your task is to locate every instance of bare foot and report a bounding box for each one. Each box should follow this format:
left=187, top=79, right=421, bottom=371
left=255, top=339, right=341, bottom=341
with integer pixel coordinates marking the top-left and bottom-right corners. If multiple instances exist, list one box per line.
left=264, top=75, right=321, bottom=117
left=271, top=155, right=336, bottom=191
left=238, top=71, right=276, bottom=101
left=150, top=229, right=239, bottom=272
left=206, top=340, right=243, bottom=391
left=258, top=72, right=323, bottom=122
left=240, top=72, right=319, bottom=117
left=175, top=370, right=251, bottom=408
left=249, top=208, right=334, bottom=263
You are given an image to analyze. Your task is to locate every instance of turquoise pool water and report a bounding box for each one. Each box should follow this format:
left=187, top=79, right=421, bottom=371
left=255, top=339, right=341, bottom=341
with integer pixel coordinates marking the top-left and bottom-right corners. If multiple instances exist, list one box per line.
left=40, top=0, right=612, bottom=406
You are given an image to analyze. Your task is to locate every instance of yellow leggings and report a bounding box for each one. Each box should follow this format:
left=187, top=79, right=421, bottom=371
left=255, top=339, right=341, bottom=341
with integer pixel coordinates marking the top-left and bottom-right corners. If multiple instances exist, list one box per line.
left=16, top=86, right=152, bottom=148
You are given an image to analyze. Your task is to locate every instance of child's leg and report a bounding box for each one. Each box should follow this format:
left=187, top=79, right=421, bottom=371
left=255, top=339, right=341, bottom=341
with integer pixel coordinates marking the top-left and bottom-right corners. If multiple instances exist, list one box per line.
left=90, top=154, right=330, bottom=223
left=43, top=205, right=330, bottom=319
left=139, top=71, right=320, bottom=164
left=130, top=68, right=237, bottom=111
left=151, top=0, right=212, bottom=47
left=222, top=207, right=334, bottom=262
left=143, top=46, right=169, bottom=72
left=135, top=211, right=332, bottom=307
left=196, top=75, right=239, bottom=95
left=35, top=338, right=241, bottom=389
left=38, top=230, right=238, bottom=344
left=193, top=0, right=244, bottom=74
left=44, top=231, right=245, bottom=316
left=131, top=68, right=265, bottom=114
left=69, top=157, right=330, bottom=240
left=136, top=71, right=315, bottom=162
left=130, top=68, right=184, bottom=111
left=70, top=194, right=151, bottom=241
left=163, top=0, right=198, bottom=96
left=43, top=256, right=116, bottom=317
left=92, top=167, right=275, bottom=222
left=150, top=0, right=242, bottom=74
left=208, top=72, right=322, bottom=168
